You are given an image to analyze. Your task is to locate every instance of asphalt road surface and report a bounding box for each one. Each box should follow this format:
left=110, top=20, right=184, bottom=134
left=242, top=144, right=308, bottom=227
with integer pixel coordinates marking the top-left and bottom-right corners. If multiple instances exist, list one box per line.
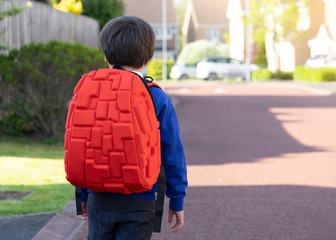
left=151, top=81, right=336, bottom=240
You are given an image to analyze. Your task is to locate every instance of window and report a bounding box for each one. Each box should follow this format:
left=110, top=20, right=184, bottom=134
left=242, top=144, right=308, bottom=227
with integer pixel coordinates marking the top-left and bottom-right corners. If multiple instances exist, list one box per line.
left=206, top=29, right=220, bottom=41
left=152, top=51, right=175, bottom=61
left=153, top=27, right=174, bottom=40
left=217, top=58, right=229, bottom=63
left=229, top=59, right=241, bottom=64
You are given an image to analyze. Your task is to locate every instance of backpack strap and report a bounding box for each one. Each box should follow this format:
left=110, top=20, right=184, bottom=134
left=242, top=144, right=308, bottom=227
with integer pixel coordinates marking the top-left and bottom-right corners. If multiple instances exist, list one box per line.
left=75, top=186, right=83, bottom=215
left=144, top=76, right=162, bottom=89
left=145, top=78, right=166, bottom=232
left=147, top=81, right=162, bottom=89
left=153, top=165, right=166, bottom=233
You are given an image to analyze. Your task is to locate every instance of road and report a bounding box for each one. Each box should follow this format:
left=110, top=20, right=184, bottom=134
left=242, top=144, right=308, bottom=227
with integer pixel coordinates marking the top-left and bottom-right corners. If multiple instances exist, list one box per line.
left=152, top=81, right=336, bottom=240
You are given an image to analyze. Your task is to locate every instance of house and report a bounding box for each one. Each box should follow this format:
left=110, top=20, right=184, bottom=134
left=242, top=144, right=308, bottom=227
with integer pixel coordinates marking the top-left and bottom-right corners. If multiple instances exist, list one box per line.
left=287, top=0, right=336, bottom=68
left=183, top=0, right=254, bottom=62
left=293, top=0, right=327, bottom=67
left=181, top=0, right=335, bottom=70
left=123, top=0, right=179, bottom=60
left=182, top=0, right=230, bottom=46
left=226, top=0, right=336, bottom=71
left=305, top=0, right=336, bottom=61
left=264, top=0, right=336, bottom=69
left=307, top=24, right=335, bottom=58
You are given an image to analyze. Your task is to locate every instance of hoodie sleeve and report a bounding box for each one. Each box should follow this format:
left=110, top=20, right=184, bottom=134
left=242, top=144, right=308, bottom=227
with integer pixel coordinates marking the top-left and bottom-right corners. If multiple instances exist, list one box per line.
left=150, top=86, right=188, bottom=212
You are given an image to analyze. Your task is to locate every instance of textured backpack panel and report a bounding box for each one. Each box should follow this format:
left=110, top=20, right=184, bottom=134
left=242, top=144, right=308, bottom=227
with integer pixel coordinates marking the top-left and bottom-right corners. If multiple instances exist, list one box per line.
left=64, top=69, right=161, bottom=194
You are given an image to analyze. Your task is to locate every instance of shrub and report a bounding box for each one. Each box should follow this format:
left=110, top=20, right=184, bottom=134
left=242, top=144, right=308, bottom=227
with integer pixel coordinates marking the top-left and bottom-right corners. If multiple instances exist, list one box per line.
left=0, top=40, right=106, bottom=138
left=252, top=69, right=272, bottom=81
left=147, top=59, right=175, bottom=80
left=81, top=0, right=124, bottom=29
left=0, top=113, right=34, bottom=135
left=294, top=67, right=336, bottom=82
left=178, top=40, right=225, bottom=65
left=272, top=71, right=293, bottom=80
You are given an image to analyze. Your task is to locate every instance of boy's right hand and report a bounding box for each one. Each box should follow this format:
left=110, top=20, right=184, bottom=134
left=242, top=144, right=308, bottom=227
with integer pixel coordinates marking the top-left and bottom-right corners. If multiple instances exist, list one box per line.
left=80, top=202, right=88, bottom=221
left=168, top=209, right=184, bottom=233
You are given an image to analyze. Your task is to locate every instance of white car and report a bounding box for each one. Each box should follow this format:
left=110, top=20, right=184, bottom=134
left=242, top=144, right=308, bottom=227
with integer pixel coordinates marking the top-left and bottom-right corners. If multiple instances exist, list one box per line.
left=305, top=55, right=331, bottom=68
left=325, top=57, right=336, bottom=68
left=170, top=64, right=196, bottom=80
left=196, top=57, right=259, bottom=80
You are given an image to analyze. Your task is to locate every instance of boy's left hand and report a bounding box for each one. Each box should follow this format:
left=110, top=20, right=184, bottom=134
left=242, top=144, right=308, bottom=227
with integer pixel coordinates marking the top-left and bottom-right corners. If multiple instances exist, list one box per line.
left=168, top=209, right=184, bottom=233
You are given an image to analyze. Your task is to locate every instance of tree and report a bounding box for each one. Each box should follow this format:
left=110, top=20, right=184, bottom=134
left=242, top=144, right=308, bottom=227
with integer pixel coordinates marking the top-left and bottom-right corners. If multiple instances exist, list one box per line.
left=174, top=0, right=187, bottom=26
left=174, top=0, right=188, bottom=50
left=0, top=0, right=26, bottom=20
left=255, top=39, right=267, bottom=67
left=81, top=0, right=124, bottom=29
left=177, top=40, right=229, bottom=65
left=246, top=0, right=309, bottom=70
left=0, top=0, right=27, bottom=50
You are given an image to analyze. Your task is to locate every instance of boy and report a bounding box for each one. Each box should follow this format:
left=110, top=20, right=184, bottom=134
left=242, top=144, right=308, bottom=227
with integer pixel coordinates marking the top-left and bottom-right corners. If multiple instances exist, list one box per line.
left=79, top=16, right=188, bottom=239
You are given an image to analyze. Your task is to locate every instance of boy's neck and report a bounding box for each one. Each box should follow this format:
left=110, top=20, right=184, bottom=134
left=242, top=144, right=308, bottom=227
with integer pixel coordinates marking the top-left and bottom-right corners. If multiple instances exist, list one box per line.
left=109, top=64, right=144, bottom=73
left=123, top=66, right=144, bottom=72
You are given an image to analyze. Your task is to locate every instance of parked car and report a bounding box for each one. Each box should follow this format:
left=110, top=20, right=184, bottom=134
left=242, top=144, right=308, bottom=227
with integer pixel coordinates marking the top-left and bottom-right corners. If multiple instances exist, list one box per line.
left=196, top=57, right=259, bottom=80
left=325, top=56, right=336, bottom=68
left=170, top=63, right=197, bottom=80
left=305, top=55, right=331, bottom=68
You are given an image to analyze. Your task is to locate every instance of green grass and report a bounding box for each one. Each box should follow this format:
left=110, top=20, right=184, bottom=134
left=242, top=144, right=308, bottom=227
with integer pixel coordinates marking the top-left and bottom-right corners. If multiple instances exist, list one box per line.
left=0, top=139, right=73, bottom=216
left=0, top=137, right=64, bottom=159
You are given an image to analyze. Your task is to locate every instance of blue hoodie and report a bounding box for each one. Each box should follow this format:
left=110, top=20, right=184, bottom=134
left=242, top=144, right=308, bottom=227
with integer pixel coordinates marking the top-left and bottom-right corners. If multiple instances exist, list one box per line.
left=81, top=81, right=188, bottom=212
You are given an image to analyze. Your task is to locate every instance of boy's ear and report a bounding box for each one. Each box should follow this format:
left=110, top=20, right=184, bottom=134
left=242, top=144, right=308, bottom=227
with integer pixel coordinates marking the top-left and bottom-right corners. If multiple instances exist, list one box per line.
left=104, top=56, right=112, bottom=68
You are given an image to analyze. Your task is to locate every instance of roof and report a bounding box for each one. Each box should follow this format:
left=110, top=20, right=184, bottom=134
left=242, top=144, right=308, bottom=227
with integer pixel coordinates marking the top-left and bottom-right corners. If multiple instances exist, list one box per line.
left=123, top=0, right=178, bottom=25
left=191, top=0, right=230, bottom=26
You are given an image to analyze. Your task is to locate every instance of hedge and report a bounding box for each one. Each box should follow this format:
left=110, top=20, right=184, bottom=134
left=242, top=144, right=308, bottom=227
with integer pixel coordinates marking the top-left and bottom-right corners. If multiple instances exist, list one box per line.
left=252, top=69, right=273, bottom=81
left=272, top=71, right=293, bottom=80
left=252, top=67, right=336, bottom=82
left=293, top=67, right=336, bottom=82
left=147, top=59, right=175, bottom=80
left=0, top=40, right=106, bottom=138
left=252, top=69, right=293, bottom=81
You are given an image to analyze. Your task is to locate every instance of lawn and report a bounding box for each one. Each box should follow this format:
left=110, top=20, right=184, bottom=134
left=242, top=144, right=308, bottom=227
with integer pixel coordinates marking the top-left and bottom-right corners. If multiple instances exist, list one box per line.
left=0, top=139, right=73, bottom=216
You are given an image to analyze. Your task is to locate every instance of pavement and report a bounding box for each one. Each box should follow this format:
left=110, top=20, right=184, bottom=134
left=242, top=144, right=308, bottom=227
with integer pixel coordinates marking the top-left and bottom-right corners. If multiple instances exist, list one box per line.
left=0, top=200, right=86, bottom=240
left=0, top=211, right=56, bottom=240
left=31, top=201, right=87, bottom=240
left=1, top=80, right=336, bottom=240
left=256, top=80, right=336, bottom=96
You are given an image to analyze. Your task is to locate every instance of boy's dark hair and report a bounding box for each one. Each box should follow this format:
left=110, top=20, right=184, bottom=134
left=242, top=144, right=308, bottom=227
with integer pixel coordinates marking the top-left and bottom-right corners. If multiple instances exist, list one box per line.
left=100, top=16, right=156, bottom=69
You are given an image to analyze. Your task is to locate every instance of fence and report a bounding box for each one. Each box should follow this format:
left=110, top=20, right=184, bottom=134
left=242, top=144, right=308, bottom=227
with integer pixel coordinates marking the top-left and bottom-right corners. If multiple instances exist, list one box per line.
left=0, top=0, right=99, bottom=49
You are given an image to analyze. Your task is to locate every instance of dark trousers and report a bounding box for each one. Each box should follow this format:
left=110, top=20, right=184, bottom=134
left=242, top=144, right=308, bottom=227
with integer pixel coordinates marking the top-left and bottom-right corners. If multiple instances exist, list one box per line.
left=87, top=194, right=155, bottom=240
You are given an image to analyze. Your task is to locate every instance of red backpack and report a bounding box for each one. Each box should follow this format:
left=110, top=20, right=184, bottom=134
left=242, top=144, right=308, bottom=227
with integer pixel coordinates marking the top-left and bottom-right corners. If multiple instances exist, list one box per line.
left=64, top=68, right=161, bottom=194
